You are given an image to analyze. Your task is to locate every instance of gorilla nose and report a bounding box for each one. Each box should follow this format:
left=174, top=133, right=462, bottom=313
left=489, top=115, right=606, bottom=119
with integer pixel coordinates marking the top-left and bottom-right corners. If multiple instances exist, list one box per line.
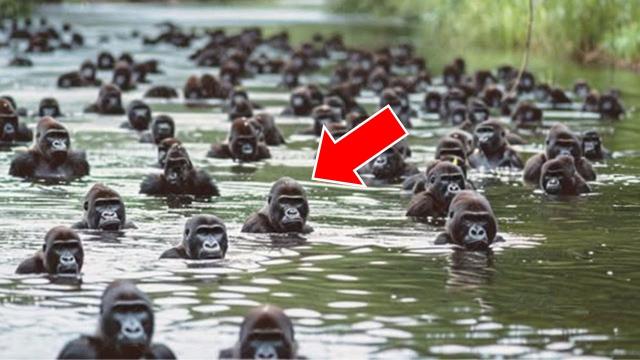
left=4, top=123, right=15, bottom=134
left=285, top=207, right=300, bottom=217
left=115, top=74, right=126, bottom=85
left=467, top=224, right=488, bottom=243
left=447, top=183, right=461, bottom=194
left=52, top=140, right=66, bottom=150
left=241, top=143, right=254, bottom=155
left=374, top=156, right=387, bottom=166
left=255, top=344, right=277, bottom=359
left=545, top=178, right=561, bottom=193
left=475, top=111, right=487, bottom=121
left=203, top=240, right=220, bottom=251
left=122, top=320, right=144, bottom=339
left=60, top=253, right=76, bottom=265
left=584, top=141, right=596, bottom=152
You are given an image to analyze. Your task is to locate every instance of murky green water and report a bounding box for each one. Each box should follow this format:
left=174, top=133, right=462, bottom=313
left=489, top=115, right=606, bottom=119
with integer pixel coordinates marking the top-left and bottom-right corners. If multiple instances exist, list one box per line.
left=1, top=2, right=640, bottom=358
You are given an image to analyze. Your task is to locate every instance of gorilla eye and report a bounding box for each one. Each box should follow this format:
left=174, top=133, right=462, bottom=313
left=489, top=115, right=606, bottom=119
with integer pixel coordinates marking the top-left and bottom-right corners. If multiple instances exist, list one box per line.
left=429, top=176, right=436, bottom=184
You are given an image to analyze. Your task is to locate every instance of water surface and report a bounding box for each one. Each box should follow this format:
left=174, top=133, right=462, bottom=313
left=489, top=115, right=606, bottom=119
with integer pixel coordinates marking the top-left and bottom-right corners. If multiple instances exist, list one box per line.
left=1, top=2, right=640, bottom=358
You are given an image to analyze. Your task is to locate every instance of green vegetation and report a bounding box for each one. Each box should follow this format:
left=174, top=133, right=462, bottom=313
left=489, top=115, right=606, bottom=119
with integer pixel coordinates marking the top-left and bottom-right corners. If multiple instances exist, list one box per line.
left=329, top=0, right=640, bottom=69
left=0, top=0, right=41, bottom=17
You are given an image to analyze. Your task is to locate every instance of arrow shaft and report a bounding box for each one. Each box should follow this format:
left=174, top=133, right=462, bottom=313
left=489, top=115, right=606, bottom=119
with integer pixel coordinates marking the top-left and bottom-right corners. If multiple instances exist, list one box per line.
left=334, top=108, right=407, bottom=167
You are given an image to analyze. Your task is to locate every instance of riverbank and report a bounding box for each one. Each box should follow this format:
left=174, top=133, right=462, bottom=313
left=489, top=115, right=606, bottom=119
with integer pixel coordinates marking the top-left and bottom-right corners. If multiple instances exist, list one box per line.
left=329, top=0, right=640, bottom=73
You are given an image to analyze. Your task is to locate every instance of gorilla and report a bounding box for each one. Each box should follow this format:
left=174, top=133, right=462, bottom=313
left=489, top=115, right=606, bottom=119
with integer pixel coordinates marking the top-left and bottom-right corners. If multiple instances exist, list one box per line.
left=581, top=130, right=610, bottom=161
left=228, top=97, right=254, bottom=121
left=539, top=155, right=591, bottom=196
left=144, top=85, right=179, bottom=99
left=58, top=60, right=102, bottom=88
left=38, top=97, right=62, bottom=117
left=85, top=84, right=125, bottom=115
left=0, top=98, right=32, bottom=146
left=157, top=137, right=181, bottom=168
left=9, top=117, right=90, bottom=181
left=15, top=226, right=83, bottom=277
left=122, top=100, right=152, bottom=131
left=73, top=183, right=136, bottom=231
left=359, top=142, right=418, bottom=185
left=57, top=280, right=176, bottom=359
left=112, top=62, right=136, bottom=91
left=281, top=86, right=313, bottom=116
left=406, top=161, right=467, bottom=218
left=574, top=79, right=590, bottom=99
left=140, top=144, right=220, bottom=198
left=208, top=117, right=270, bottom=162
left=511, top=101, right=542, bottom=129
left=469, top=119, right=523, bottom=170
left=160, top=215, right=228, bottom=260
left=423, top=91, right=442, bottom=113
left=242, top=177, right=312, bottom=234
left=523, top=123, right=596, bottom=184
left=252, top=113, right=285, bottom=146
left=435, top=191, right=504, bottom=251
left=219, top=305, right=301, bottom=359
left=97, top=51, right=115, bottom=70
left=300, top=104, right=343, bottom=136
left=140, top=115, right=175, bottom=144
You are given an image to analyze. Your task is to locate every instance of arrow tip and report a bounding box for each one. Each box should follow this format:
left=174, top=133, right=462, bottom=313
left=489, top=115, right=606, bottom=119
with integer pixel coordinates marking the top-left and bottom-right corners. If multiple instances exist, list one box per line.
left=312, top=127, right=367, bottom=188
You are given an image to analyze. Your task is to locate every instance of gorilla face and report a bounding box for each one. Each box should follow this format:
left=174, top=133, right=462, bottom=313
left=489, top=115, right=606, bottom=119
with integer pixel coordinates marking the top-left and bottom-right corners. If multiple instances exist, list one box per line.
left=40, top=129, right=70, bottom=164
left=236, top=306, right=297, bottom=360
left=582, top=132, right=602, bottom=159
left=98, top=52, right=115, bottom=69
left=113, top=71, right=130, bottom=89
left=424, top=92, right=441, bottom=113
left=371, top=147, right=403, bottom=179
left=164, top=157, right=192, bottom=187
left=99, top=91, right=123, bottom=114
left=152, top=118, right=175, bottom=144
left=127, top=104, right=151, bottom=131
left=289, top=91, right=311, bottom=115
left=44, top=237, right=83, bottom=276
left=185, top=223, right=228, bottom=259
left=90, top=198, right=125, bottom=230
left=103, top=301, right=153, bottom=357
left=449, top=212, right=496, bottom=251
left=39, top=98, right=61, bottom=117
left=80, top=62, right=97, bottom=81
left=474, top=124, right=504, bottom=154
left=428, top=168, right=465, bottom=203
left=540, top=156, right=580, bottom=196
left=448, top=105, right=467, bottom=126
left=241, top=331, right=292, bottom=360
left=269, top=193, right=309, bottom=233
left=547, top=133, right=581, bottom=160
left=230, top=134, right=258, bottom=162
left=0, top=117, right=18, bottom=143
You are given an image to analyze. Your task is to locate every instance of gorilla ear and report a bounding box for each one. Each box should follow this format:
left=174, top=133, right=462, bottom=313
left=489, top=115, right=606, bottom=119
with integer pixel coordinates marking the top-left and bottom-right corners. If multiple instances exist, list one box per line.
left=83, top=201, right=89, bottom=211
left=501, top=131, right=505, bottom=137
left=267, top=195, right=272, bottom=204
left=185, top=228, right=190, bottom=237
left=42, top=243, right=47, bottom=252
left=448, top=211, right=455, bottom=218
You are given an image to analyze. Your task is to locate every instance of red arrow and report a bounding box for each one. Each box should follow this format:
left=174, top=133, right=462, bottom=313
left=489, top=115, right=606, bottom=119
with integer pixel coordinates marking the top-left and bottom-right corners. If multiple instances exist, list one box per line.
left=312, top=105, right=408, bottom=188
